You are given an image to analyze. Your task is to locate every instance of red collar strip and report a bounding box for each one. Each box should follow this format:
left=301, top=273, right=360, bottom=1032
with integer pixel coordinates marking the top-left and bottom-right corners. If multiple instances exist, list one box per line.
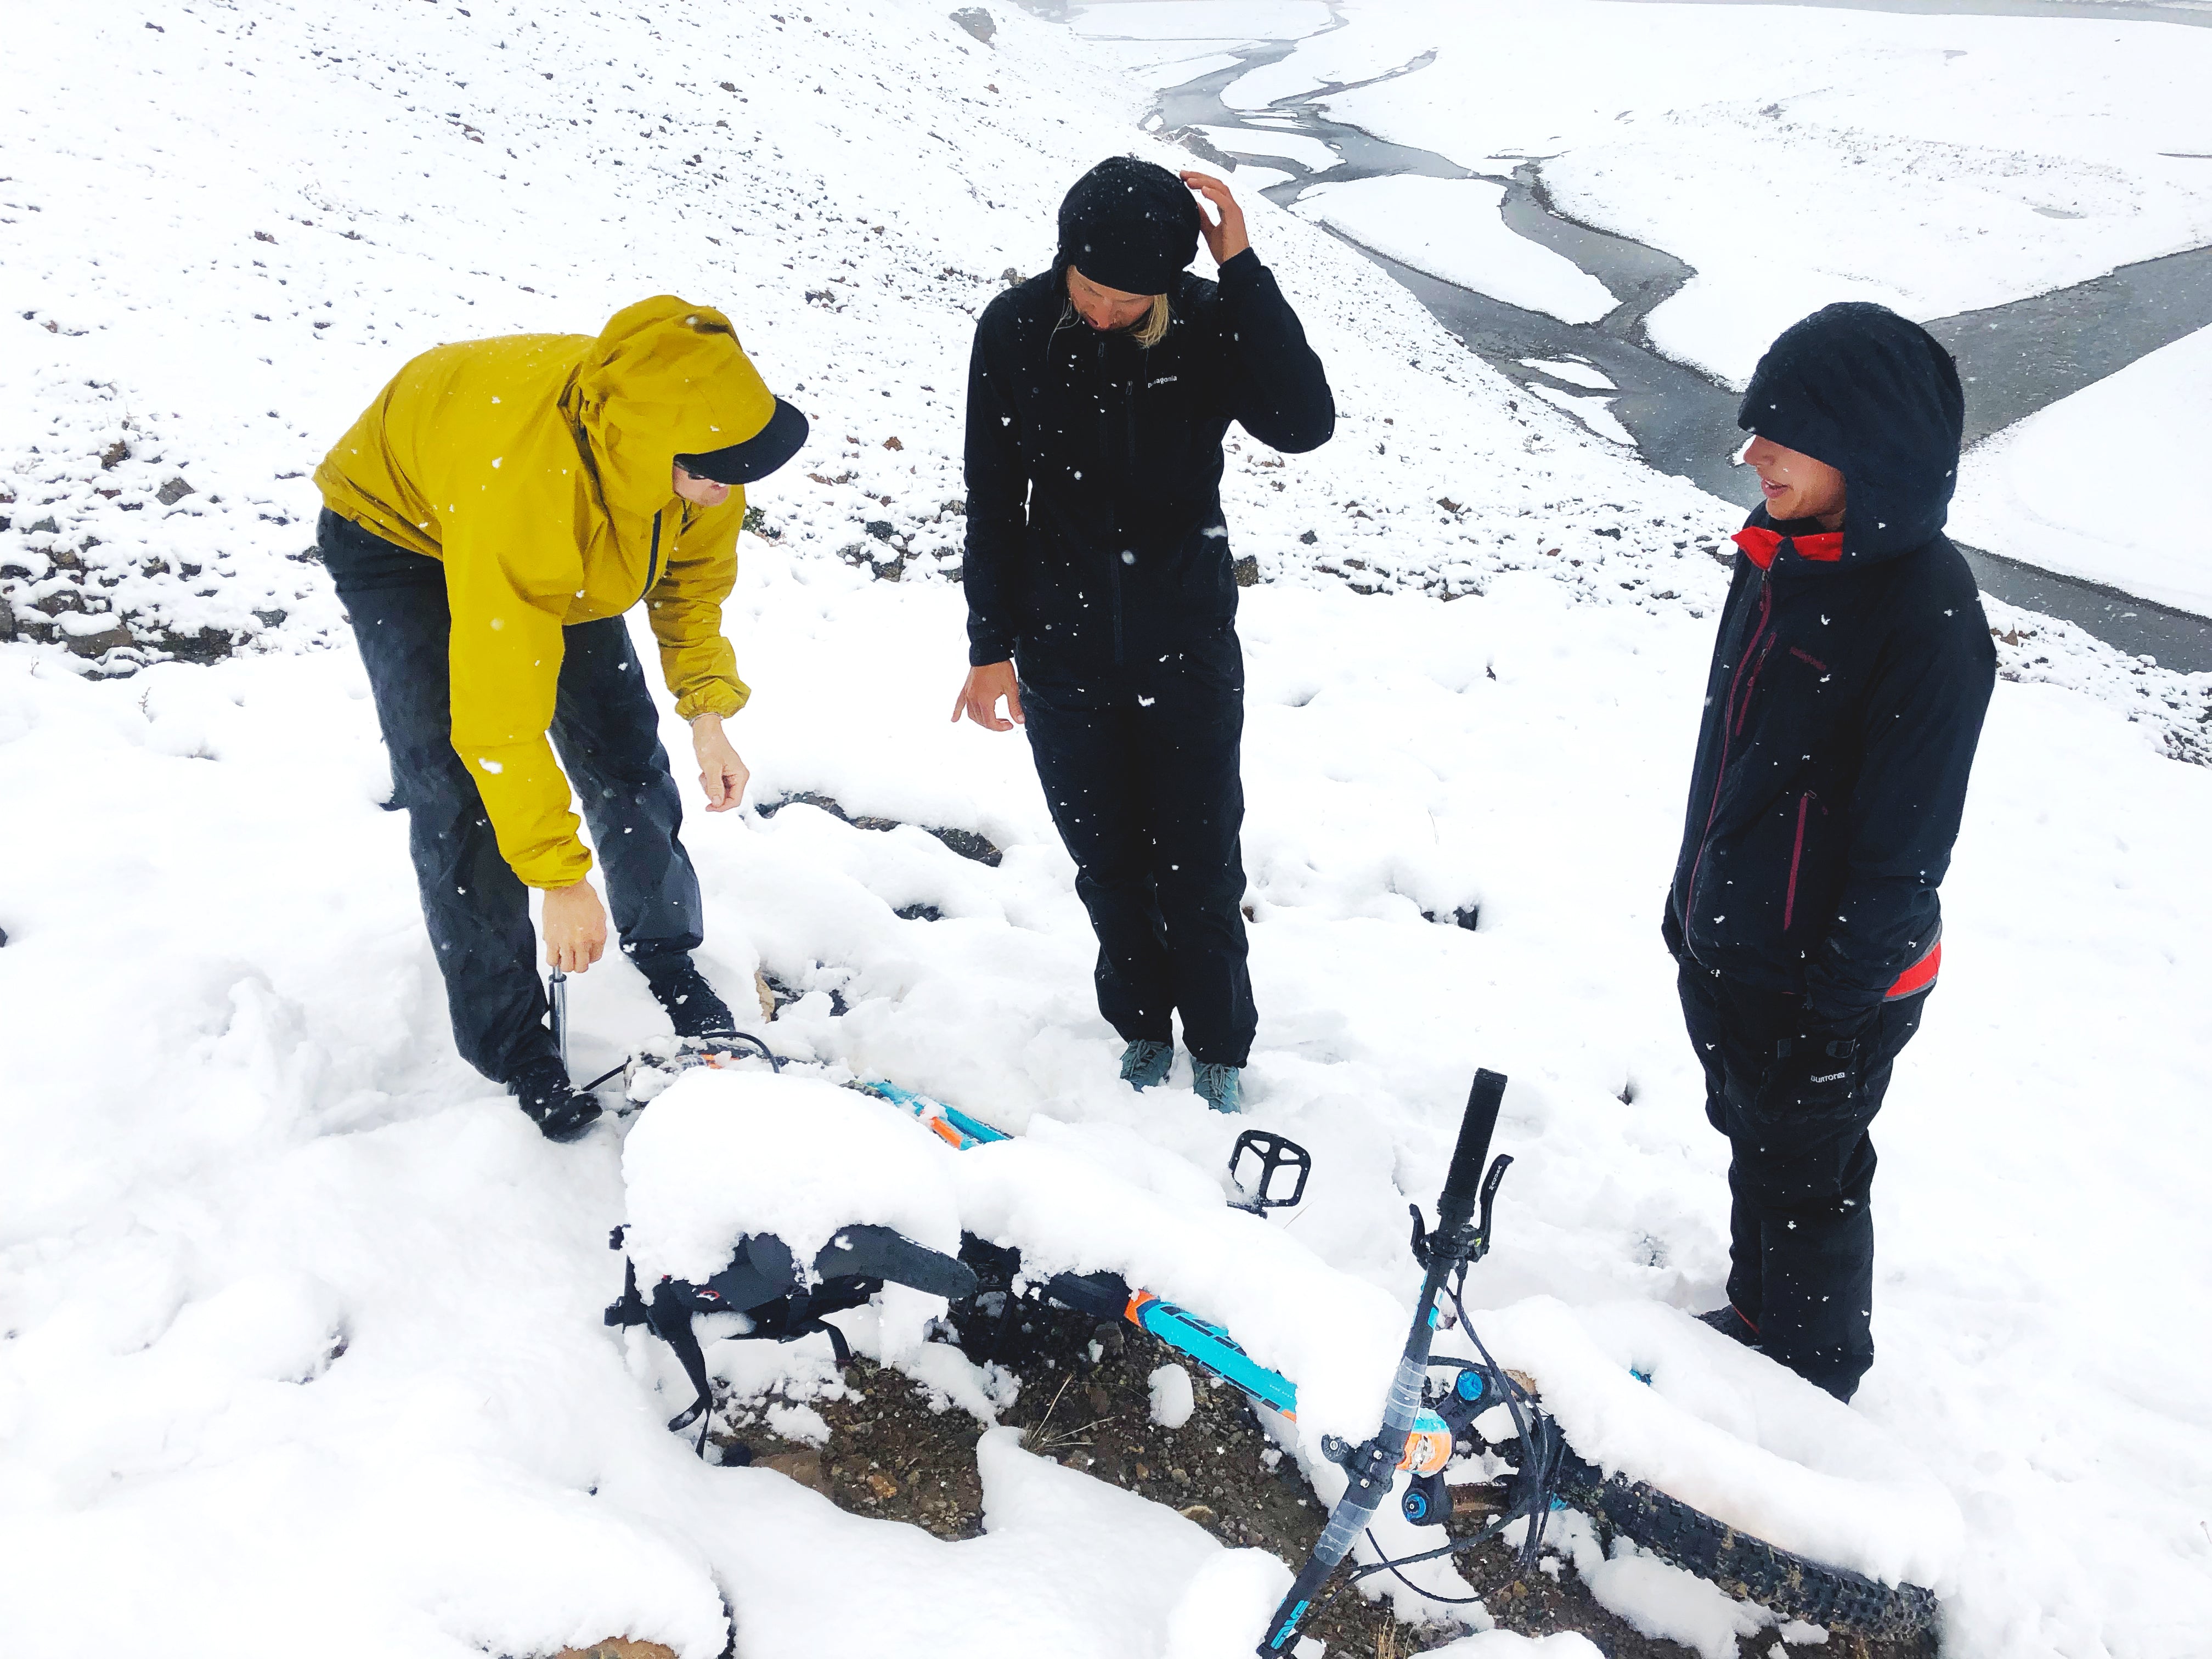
left=1733, top=527, right=1844, bottom=568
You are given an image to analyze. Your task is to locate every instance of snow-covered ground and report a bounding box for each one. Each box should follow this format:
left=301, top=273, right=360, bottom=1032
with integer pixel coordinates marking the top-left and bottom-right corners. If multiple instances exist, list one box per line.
left=1951, top=323, right=2212, bottom=616
left=1223, top=0, right=2212, bottom=385
left=1294, top=176, right=1620, bottom=324
left=3, top=2, right=2212, bottom=1658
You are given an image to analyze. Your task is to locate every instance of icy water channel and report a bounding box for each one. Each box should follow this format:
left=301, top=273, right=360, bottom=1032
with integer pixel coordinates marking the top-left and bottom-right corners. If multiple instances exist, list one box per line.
left=1085, top=0, right=2212, bottom=667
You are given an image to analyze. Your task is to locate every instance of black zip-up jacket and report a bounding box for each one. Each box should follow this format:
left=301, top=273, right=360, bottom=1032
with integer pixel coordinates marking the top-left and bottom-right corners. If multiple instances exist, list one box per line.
left=1664, top=304, right=1997, bottom=1024
left=961, top=250, right=1334, bottom=674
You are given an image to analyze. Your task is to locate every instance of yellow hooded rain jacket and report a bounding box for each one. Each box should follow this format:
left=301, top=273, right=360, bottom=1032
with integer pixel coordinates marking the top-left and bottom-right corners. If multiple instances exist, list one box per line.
left=315, top=296, right=774, bottom=888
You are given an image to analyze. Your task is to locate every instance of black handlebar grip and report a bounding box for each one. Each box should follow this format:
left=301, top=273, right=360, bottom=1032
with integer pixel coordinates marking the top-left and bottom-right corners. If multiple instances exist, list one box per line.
left=1436, top=1069, right=1507, bottom=1233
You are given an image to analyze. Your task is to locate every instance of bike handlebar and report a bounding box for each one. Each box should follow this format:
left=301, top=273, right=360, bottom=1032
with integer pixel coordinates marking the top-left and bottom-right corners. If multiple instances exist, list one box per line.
left=1437, top=1069, right=1506, bottom=1236
left=1256, top=1066, right=1511, bottom=1656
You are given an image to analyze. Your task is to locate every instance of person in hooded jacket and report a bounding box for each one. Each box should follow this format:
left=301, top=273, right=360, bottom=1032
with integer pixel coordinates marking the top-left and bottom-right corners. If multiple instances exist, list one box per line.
left=1666, top=302, right=1996, bottom=1401
left=315, top=296, right=808, bottom=1141
left=950, top=157, right=1335, bottom=1114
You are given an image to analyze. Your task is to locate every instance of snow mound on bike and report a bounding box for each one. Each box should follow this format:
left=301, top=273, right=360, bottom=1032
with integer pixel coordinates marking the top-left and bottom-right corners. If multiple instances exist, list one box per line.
left=952, top=1128, right=1407, bottom=1448
left=1475, top=1297, right=1963, bottom=1592
left=622, top=1069, right=962, bottom=1286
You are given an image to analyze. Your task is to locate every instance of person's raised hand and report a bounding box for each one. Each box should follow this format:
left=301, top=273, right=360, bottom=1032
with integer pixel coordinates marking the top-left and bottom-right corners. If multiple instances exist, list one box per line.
left=1180, top=171, right=1251, bottom=266
left=690, top=712, right=750, bottom=812
left=542, top=879, right=608, bottom=973
left=950, top=661, right=1025, bottom=732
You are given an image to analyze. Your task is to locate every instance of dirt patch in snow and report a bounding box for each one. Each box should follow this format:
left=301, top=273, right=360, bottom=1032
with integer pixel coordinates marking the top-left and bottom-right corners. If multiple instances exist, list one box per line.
left=714, top=1291, right=1908, bottom=1659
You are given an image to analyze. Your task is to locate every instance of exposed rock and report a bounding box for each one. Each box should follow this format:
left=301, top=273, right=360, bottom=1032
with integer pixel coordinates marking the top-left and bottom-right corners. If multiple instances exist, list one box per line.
left=1232, top=555, right=1260, bottom=587
left=155, top=476, right=195, bottom=505
left=950, top=7, right=995, bottom=44
left=754, top=1448, right=827, bottom=1493
left=757, top=791, right=1003, bottom=867
left=159, top=627, right=246, bottom=665
left=62, top=620, right=135, bottom=659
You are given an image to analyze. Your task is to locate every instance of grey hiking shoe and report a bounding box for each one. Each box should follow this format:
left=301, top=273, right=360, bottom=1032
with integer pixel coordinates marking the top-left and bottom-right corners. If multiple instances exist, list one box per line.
left=1193, top=1062, right=1243, bottom=1114
left=1119, top=1039, right=1173, bottom=1090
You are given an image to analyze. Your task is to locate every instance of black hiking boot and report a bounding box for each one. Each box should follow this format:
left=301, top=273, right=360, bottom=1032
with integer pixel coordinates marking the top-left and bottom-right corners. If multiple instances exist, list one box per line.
left=507, top=1056, right=602, bottom=1143
left=1696, top=1305, right=1762, bottom=1348
left=640, top=953, right=738, bottom=1040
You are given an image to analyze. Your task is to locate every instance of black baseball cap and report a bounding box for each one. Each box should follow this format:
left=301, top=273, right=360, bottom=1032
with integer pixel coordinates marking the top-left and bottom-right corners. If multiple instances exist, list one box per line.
left=675, top=397, right=810, bottom=484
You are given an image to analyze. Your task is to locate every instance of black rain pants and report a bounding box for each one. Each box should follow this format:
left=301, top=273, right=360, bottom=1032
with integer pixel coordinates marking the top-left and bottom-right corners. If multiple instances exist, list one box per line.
left=1677, top=963, right=1926, bottom=1402
left=319, top=508, right=703, bottom=1084
left=1019, top=635, right=1255, bottom=1068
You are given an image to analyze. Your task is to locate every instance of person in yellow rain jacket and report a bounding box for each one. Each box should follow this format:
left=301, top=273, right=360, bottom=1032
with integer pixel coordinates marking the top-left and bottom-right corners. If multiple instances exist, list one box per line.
left=315, top=296, right=808, bottom=1140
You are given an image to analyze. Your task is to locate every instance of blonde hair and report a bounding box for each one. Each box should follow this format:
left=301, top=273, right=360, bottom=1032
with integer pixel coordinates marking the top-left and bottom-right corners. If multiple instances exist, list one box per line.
left=1058, top=278, right=1172, bottom=349
left=1132, top=292, right=1171, bottom=349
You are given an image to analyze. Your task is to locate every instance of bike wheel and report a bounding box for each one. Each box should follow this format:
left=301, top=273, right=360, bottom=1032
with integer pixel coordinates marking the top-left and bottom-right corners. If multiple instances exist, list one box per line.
left=1547, top=1441, right=1940, bottom=1651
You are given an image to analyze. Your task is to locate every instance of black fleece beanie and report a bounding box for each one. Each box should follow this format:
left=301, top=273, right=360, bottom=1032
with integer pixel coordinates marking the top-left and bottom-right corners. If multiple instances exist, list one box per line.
left=1057, top=156, right=1202, bottom=296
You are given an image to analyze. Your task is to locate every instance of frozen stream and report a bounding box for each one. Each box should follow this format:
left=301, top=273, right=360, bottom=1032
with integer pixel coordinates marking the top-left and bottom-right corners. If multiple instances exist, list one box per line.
left=1066, top=0, right=2212, bottom=667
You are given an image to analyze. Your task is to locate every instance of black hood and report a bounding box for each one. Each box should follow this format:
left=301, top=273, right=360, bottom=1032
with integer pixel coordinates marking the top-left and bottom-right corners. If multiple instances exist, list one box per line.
left=1056, top=156, right=1201, bottom=296
left=1737, top=302, right=1963, bottom=567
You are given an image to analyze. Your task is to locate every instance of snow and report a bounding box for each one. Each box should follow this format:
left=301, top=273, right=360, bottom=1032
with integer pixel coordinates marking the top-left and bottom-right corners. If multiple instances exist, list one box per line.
left=1524, top=383, right=1637, bottom=448
left=1295, top=177, right=1619, bottom=325
left=1579, top=1536, right=1774, bottom=1659
left=1150, top=1361, right=1199, bottom=1429
left=1233, top=0, right=2212, bottom=383
left=1193, top=123, right=1342, bottom=172
left=952, top=1130, right=1406, bottom=1445
left=1950, top=322, right=2212, bottom=617
left=1467, top=1299, right=1962, bottom=1590
left=620, top=1069, right=963, bottom=1286
left=714, top=1427, right=1232, bottom=1658
left=1071, top=2, right=1335, bottom=43
left=1162, top=1549, right=1295, bottom=1659
left=1520, top=359, right=1617, bottom=392
left=1428, top=1634, right=1604, bottom=1659
left=3, top=0, right=2212, bottom=1657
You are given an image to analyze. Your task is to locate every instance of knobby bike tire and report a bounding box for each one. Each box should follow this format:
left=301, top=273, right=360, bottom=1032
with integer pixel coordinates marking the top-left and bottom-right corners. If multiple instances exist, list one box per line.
left=1548, top=1441, right=1940, bottom=1651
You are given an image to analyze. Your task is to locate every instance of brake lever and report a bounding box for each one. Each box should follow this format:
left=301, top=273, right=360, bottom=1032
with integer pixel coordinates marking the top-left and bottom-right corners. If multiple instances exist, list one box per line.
left=1471, top=1153, right=1513, bottom=1265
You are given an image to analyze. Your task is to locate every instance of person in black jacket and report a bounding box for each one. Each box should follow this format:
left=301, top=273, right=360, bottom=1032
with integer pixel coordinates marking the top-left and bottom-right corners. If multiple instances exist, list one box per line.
left=1665, top=302, right=1996, bottom=1401
left=950, top=156, right=1335, bottom=1114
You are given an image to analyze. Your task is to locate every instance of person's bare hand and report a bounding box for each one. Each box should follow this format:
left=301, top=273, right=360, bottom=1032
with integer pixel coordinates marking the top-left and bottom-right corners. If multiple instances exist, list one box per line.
left=691, top=713, right=749, bottom=812
left=1180, top=171, right=1251, bottom=266
left=543, top=880, right=608, bottom=973
left=950, top=661, right=1025, bottom=731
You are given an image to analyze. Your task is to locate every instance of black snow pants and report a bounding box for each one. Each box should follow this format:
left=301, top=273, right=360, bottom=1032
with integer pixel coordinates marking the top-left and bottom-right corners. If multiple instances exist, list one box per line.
left=319, top=508, right=704, bottom=1084
left=1677, top=963, right=1926, bottom=1401
left=1019, top=634, right=1255, bottom=1068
